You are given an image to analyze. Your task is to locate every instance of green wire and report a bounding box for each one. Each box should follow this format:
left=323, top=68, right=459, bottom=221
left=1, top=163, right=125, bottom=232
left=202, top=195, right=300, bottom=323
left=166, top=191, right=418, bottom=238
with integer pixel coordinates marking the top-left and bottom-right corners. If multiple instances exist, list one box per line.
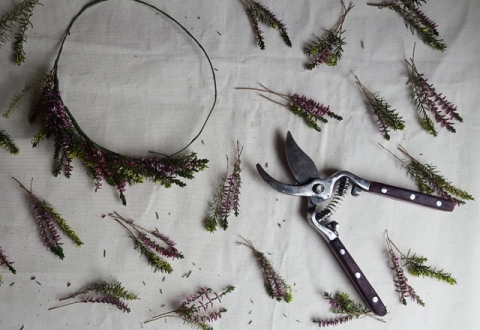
left=53, top=0, right=217, bottom=158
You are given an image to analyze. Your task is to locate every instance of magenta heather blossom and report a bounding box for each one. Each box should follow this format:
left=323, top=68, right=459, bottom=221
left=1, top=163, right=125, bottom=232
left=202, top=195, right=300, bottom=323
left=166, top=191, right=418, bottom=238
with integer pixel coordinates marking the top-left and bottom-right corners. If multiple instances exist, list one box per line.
left=109, top=212, right=183, bottom=273
left=305, top=1, right=354, bottom=69
left=205, top=142, right=243, bottom=232
left=239, top=237, right=292, bottom=303
left=144, top=286, right=235, bottom=328
left=386, top=232, right=424, bottom=306
left=13, top=177, right=83, bottom=260
left=236, top=84, right=342, bottom=133
left=313, top=292, right=385, bottom=327
left=406, top=52, right=462, bottom=136
left=49, top=281, right=138, bottom=313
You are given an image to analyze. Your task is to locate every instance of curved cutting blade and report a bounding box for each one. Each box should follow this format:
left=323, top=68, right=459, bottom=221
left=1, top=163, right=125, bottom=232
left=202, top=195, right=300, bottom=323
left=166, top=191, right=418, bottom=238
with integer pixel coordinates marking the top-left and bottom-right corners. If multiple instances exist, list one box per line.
left=285, top=131, right=319, bottom=184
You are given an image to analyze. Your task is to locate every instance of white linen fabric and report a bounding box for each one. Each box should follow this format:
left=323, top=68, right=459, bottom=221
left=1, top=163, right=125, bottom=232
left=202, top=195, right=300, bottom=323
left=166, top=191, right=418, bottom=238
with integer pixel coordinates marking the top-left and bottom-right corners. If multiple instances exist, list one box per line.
left=1, top=0, right=479, bottom=329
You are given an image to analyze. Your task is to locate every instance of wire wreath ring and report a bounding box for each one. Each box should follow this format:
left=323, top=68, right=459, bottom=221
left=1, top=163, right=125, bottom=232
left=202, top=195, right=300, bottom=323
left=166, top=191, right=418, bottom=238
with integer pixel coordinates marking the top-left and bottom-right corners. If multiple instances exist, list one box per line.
left=27, top=0, right=217, bottom=205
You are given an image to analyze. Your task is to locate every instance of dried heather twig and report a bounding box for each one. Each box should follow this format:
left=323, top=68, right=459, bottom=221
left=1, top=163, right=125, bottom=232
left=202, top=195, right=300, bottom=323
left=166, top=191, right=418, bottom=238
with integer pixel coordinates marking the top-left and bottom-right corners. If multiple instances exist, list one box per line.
left=12, top=177, right=83, bottom=260
left=368, top=0, right=446, bottom=51
left=205, top=142, right=243, bottom=232
left=239, top=236, right=292, bottom=303
left=305, top=1, right=354, bottom=69
left=405, top=47, right=462, bottom=135
left=236, top=84, right=342, bottom=132
left=49, top=281, right=138, bottom=313
left=144, top=286, right=235, bottom=328
left=0, top=129, right=19, bottom=154
left=313, top=292, right=385, bottom=326
left=240, top=0, right=291, bottom=50
left=109, top=212, right=184, bottom=273
left=352, top=72, right=405, bottom=140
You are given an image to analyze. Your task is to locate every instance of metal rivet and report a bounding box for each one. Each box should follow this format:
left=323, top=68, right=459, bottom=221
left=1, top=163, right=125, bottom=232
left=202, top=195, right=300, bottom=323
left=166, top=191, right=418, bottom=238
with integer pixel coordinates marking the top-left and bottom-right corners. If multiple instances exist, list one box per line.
left=339, top=249, right=346, bottom=255
left=355, top=272, right=361, bottom=279
left=381, top=187, right=388, bottom=194
left=410, top=194, right=416, bottom=200
left=313, top=184, right=325, bottom=194
left=372, top=297, right=379, bottom=303
left=436, top=200, right=442, bottom=207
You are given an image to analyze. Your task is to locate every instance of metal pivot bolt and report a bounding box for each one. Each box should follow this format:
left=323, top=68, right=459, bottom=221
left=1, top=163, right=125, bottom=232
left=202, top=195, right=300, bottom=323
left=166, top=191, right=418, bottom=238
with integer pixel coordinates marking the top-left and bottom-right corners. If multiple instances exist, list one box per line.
left=313, top=184, right=324, bottom=194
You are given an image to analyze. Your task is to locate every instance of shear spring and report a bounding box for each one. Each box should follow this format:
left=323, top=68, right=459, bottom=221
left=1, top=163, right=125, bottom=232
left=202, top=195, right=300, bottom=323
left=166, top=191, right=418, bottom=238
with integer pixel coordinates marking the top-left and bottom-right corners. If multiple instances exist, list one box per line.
left=316, top=177, right=350, bottom=223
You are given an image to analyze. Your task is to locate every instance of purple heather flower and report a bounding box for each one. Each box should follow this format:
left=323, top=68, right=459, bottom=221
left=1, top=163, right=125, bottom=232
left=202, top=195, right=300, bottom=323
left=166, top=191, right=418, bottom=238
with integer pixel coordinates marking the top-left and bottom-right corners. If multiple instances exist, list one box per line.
left=83, top=296, right=131, bottom=313
left=32, top=202, right=64, bottom=260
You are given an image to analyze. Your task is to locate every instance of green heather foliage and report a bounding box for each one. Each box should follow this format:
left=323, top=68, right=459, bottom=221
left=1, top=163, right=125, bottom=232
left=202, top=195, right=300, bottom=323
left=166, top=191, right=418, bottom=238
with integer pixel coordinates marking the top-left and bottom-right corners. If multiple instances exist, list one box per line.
left=240, top=0, right=291, bottom=50
left=353, top=72, right=405, bottom=140
left=0, top=129, right=19, bottom=154
left=0, top=0, right=41, bottom=65
left=304, top=1, right=354, bottom=69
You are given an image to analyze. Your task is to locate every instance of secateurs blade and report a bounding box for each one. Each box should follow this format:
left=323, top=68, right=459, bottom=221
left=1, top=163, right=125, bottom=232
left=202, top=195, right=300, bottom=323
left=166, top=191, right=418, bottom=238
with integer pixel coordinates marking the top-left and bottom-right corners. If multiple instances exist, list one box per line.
left=256, top=132, right=455, bottom=317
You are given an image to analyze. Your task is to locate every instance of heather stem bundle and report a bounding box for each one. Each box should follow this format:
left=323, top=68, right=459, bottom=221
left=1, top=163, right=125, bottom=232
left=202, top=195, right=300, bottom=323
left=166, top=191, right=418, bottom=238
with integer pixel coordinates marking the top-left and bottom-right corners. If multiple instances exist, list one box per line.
left=236, top=84, right=342, bottom=132
left=109, top=212, right=183, bottom=273
left=304, top=0, right=354, bottom=69
left=144, top=286, right=235, bottom=328
left=368, top=0, right=446, bottom=51
left=205, top=142, right=243, bottom=232
left=313, top=292, right=385, bottom=327
left=49, top=281, right=138, bottom=313
left=352, top=72, right=405, bottom=140
left=406, top=47, right=462, bottom=136
left=240, top=0, right=291, bottom=50
left=239, top=236, right=292, bottom=303
left=12, top=177, right=84, bottom=260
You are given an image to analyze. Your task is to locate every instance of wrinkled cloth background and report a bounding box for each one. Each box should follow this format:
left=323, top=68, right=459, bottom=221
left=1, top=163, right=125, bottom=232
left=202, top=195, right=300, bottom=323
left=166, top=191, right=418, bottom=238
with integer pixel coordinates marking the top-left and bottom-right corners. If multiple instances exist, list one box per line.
left=1, top=0, right=479, bottom=329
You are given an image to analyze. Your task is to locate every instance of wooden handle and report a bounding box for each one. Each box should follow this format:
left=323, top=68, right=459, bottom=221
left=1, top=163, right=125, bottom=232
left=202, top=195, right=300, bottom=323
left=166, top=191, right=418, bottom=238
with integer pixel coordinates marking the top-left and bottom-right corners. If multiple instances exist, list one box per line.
left=329, top=238, right=387, bottom=316
left=369, top=181, right=455, bottom=212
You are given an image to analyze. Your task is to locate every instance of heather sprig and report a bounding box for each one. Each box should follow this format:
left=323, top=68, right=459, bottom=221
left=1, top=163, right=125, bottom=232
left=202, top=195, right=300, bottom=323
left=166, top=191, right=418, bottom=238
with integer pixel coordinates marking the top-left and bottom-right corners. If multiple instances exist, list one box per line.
left=352, top=72, right=405, bottom=140
left=144, top=286, right=235, bottom=328
left=109, top=212, right=184, bottom=273
left=240, top=0, right=291, bottom=50
left=0, top=0, right=41, bottom=65
left=385, top=145, right=474, bottom=205
left=0, top=129, right=19, bottom=154
left=239, top=236, right=292, bottom=303
left=387, top=231, right=457, bottom=286
left=12, top=177, right=84, bottom=260
left=6, top=71, right=208, bottom=206
left=406, top=50, right=462, bottom=136
left=49, top=281, right=137, bottom=313
left=0, top=246, right=16, bottom=285
left=304, top=1, right=354, bottom=69
left=205, top=142, right=243, bottom=232
left=236, top=84, right=342, bottom=132
left=368, top=0, right=446, bottom=51
left=386, top=232, right=424, bottom=306
left=3, top=73, right=49, bottom=118
left=313, top=292, right=385, bottom=327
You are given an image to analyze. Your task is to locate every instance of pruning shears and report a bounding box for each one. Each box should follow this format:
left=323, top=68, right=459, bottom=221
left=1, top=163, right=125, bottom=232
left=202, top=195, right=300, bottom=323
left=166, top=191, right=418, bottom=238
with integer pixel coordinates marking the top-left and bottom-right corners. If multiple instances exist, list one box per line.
left=256, top=132, right=455, bottom=316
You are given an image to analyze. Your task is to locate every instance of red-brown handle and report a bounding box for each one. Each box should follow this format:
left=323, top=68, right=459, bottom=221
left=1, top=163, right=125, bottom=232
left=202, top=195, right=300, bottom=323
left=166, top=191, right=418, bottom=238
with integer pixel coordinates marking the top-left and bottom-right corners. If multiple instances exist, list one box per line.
left=329, top=238, right=387, bottom=317
left=369, top=181, right=455, bottom=212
